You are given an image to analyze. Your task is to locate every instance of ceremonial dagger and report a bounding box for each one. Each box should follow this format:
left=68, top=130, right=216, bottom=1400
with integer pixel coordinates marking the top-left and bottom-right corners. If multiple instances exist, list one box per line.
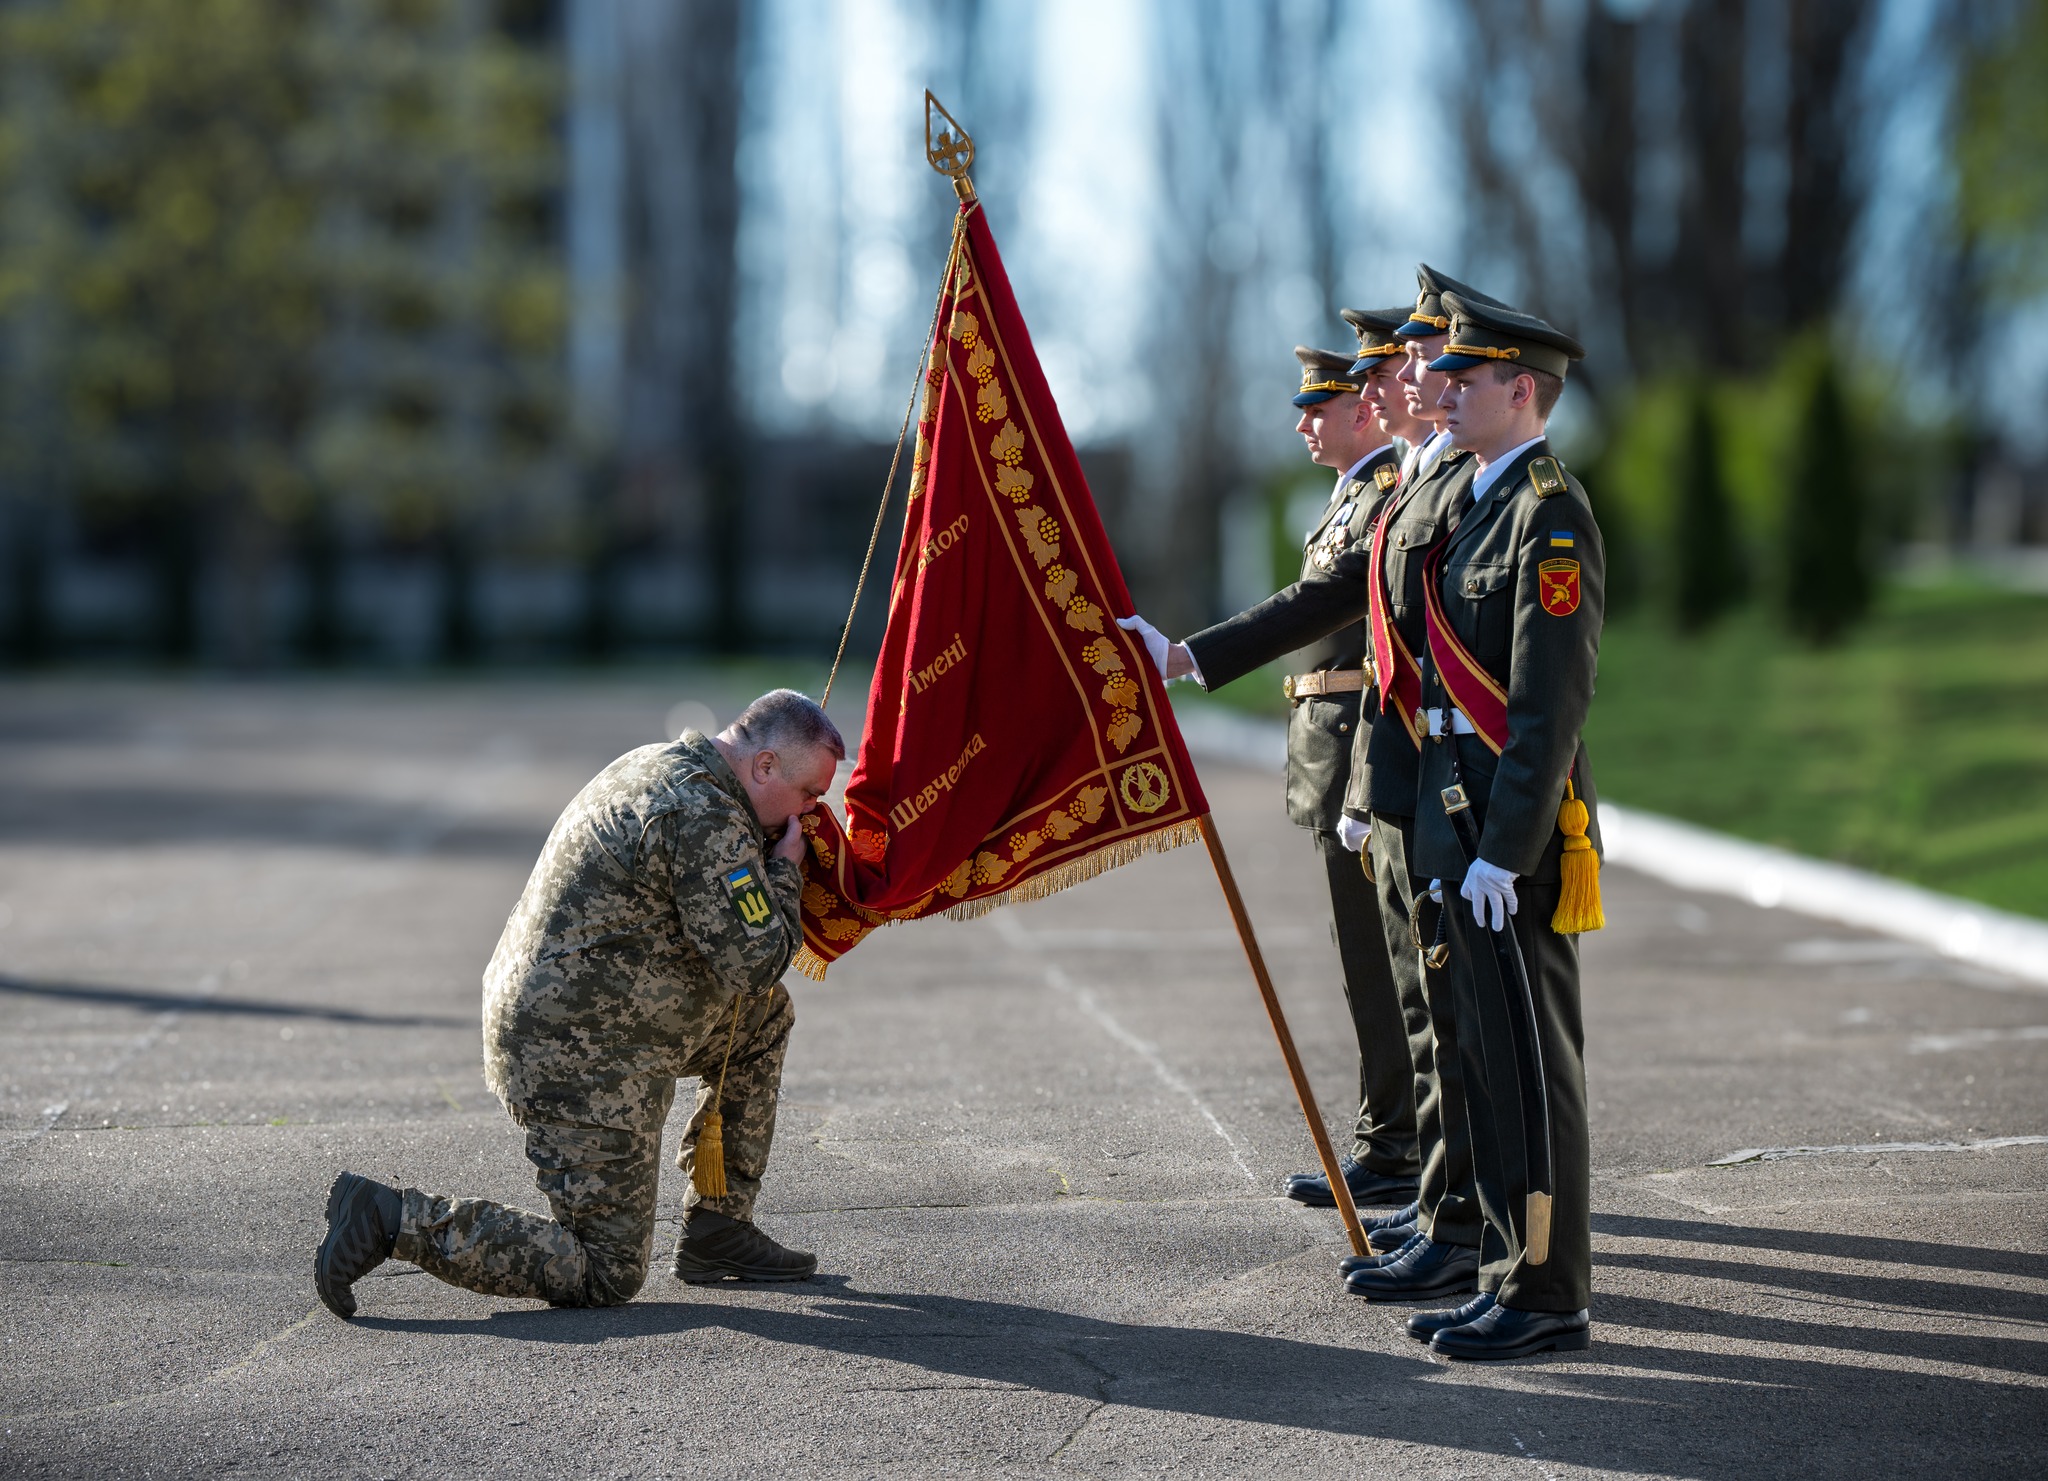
left=1440, top=783, right=1554, bottom=1265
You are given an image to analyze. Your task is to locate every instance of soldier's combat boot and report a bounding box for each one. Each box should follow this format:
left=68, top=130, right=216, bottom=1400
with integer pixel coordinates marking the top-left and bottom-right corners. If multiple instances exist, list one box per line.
left=673, top=1209, right=817, bottom=1284
left=315, top=1171, right=401, bottom=1320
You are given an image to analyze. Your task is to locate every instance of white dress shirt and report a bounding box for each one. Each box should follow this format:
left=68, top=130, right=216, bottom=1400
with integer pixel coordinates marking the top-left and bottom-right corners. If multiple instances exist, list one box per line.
left=1470, top=435, right=1547, bottom=503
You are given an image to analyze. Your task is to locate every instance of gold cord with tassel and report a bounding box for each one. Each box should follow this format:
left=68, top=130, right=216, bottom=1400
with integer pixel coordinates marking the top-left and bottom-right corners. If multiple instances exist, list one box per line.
left=1550, top=777, right=1605, bottom=934
left=691, top=995, right=747, bottom=1199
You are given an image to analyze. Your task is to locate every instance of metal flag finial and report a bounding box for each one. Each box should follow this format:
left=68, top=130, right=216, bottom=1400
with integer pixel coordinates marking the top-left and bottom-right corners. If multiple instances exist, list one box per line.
left=924, top=90, right=976, bottom=201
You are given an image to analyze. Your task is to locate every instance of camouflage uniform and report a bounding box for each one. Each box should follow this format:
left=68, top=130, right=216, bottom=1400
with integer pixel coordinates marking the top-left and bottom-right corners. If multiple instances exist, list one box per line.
left=392, top=731, right=804, bottom=1307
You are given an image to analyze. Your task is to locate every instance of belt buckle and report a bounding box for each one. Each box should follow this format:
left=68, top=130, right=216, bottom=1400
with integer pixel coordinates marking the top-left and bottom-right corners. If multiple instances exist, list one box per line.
left=1415, top=707, right=1435, bottom=742
left=1281, top=675, right=1298, bottom=702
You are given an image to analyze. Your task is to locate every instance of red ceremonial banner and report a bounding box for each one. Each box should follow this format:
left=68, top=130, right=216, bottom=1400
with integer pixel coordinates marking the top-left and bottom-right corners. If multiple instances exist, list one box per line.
left=794, top=202, right=1208, bottom=977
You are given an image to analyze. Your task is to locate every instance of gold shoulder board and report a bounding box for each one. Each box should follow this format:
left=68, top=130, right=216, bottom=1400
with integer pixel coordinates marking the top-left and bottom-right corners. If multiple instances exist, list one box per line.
left=1374, top=465, right=1397, bottom=490
left=1529, top=456, right=1567, bottom=498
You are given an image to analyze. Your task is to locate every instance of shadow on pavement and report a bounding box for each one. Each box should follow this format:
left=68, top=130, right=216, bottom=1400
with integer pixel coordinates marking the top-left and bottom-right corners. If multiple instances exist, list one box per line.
left=349, top=1276, right=2042, bottom=1479
left=0, top=973, right=471, bottom=1030
left=1594, top=1210, right=2046, bottom=1280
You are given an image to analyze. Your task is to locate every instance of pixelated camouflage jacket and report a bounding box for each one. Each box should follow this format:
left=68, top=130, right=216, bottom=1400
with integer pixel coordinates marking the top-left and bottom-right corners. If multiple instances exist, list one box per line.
left=482, top=731, right=803, bottom=1112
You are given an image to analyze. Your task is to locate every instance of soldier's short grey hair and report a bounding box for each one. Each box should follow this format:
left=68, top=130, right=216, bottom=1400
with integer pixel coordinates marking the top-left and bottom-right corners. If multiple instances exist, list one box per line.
left=727, top=689, right=846, bottom=760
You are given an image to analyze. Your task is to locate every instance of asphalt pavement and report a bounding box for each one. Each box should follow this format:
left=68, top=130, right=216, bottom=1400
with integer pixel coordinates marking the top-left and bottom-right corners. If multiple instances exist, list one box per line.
left=1, top=676, right=2043, bottom=1479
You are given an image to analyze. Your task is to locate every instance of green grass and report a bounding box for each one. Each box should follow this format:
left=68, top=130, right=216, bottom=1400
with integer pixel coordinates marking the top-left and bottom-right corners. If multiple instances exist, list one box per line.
left=1587, top=582, right=2048, bottom=919
left=1172, top=581, right=2048, bottom=919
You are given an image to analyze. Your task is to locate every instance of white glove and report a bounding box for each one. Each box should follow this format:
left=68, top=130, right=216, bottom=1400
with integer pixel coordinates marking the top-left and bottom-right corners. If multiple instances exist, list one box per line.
left=1116, top=614, right=1171, bottom=679
left=1460, top=858, right=1518, bottom=931
left=1427, top=878, right=1443, bottom=903
left=1335, top=815, right=1369, bottom=853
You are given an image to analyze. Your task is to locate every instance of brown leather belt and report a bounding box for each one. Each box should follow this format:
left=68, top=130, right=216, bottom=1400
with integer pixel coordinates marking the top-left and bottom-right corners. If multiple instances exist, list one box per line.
left=1282, top=666, right=1371, bottom=702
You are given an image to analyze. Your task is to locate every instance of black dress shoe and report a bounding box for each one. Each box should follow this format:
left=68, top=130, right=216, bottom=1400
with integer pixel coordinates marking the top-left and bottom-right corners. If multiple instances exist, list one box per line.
left=1365, top=1200, right=1419, bottom=1233
left=315, top=1171, right=401, bottom=1320
left=1339, top=1229, right=1425, bottom=1276
left=1343, top=1238, right=1479, bottom=1301
left=1430, top=1302, right=1590, bottom=1360
left=1407, top=1291, right=1496, bottom=1343
left=1367, top=1218, right=1419, bottom=1254
left=1284, top=1158, right=1419, bottom=1209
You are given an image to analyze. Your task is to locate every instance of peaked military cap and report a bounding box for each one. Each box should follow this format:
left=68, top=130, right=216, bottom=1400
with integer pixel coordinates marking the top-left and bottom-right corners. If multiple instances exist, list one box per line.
left=1340, top=306, right=1412, bottom=375
left=1429, top=293, right=1586, bottom=380
left=1291, top=345, right=1363, bottom=406
left=1398, top=264, right=1513, bottom=339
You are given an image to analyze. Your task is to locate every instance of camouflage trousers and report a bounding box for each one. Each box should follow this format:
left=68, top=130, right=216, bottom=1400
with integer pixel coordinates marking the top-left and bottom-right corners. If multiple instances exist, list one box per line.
left=393, top=984, right=794, bottom=1307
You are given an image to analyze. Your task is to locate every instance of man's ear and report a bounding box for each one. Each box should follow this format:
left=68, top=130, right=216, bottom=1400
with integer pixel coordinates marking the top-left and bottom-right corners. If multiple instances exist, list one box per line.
left=752, top=749, right=779, bottom=782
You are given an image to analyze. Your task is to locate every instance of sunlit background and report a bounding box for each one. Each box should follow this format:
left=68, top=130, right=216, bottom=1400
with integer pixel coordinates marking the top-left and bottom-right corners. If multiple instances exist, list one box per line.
left=2, top=0, right=2046, bottom=911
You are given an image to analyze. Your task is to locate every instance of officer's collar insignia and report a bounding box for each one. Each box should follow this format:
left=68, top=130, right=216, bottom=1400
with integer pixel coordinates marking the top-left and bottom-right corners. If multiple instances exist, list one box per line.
left=1529, top=456, right=1567, bottom=497
left=724, top=864, right=773, bottom=928
left=1374, top=465, right=1398, bottom=490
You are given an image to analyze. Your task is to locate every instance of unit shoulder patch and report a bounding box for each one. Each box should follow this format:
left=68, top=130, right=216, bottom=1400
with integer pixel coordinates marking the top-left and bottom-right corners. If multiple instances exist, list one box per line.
left=1374, top=464, right=1398, bottom=491
left=723, top=862, right=775, bottom=930
left=1529, top=456, right=1568, bottom=498
left=1538, top=557, right=1581, bottom=615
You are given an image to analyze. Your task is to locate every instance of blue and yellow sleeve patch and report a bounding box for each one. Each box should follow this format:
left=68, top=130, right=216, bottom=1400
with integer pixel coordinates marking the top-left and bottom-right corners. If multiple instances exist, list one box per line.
left=724, top=864, right=773, bottom=929
left=1548, top=531, right=1575, bottom=548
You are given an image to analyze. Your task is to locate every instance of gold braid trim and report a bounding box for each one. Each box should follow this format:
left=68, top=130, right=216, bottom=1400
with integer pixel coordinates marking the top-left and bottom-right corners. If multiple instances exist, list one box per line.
left=1406, top=310, right=1450, bottom=329
left=1444, top=341, right=1520, bottom=361
left=1297, top=379, right=1360, bottom=395
left=788, top=821, right=1205, bottom=978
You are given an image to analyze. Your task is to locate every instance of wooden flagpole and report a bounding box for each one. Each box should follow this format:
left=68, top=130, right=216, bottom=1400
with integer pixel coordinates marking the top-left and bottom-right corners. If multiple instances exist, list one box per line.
left=1198, top=814, right=1369, bottom=1257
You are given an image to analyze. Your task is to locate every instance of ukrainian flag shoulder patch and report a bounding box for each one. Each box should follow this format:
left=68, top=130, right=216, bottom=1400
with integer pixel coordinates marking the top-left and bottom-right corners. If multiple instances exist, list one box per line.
left=725, top=864, right=773, bottom=929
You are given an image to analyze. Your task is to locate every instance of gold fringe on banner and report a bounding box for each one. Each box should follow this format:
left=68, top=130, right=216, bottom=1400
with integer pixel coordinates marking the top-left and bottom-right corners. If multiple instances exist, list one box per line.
left=790, top=820, right=1204, bottom=980
left=939, top=820, right=1205, bottom=921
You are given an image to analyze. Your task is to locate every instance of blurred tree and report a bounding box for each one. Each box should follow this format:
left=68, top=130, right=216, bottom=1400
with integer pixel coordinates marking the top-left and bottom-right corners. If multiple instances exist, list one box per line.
left=0, top=0, right=324, bottom=662
left=1784, top=352, right=1870, bottom=643
left=1446, top=0, right=1877, bottom=394
left=1674, top=385, right=1745, bottom=632
left=0, top=0, right=567, bottom=665
left=1952, top=1, right=2048, bottom=295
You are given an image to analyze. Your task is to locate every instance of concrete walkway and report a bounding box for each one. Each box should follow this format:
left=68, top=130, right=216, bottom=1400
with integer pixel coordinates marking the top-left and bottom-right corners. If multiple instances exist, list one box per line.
left=2, top=678, right=2042, bottom=1478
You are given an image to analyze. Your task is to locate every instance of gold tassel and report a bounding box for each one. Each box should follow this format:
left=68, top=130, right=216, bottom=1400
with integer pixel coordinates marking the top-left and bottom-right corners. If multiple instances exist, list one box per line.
left=691, top=1112, right=728, bottom=1199
left=790, top=946, right=830, bottom=981
left=690, top=996, right=746, bottom=1200
left=1550, top=778, right=1605, bottom=934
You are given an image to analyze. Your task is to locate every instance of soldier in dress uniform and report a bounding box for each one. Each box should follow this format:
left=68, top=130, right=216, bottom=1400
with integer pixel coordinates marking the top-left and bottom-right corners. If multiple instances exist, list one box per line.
left=1122, top=343, right=1419, bottom=1212
left=1342, top=266, right=1523, bottom=1303
left=312, top=690, right=842, bottom=1318
left=1397, top=292, right=1604, bottom=1361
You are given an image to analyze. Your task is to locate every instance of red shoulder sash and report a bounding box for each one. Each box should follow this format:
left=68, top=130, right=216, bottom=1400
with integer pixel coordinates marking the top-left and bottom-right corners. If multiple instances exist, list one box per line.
left=1366, top=484, right=1424, bottom=747
left=1420, top=536, right=1509, bottom=756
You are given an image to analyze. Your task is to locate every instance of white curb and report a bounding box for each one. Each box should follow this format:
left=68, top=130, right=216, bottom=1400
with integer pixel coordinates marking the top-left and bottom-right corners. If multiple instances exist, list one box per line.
left=1173, top=704, right=2048, bottom=991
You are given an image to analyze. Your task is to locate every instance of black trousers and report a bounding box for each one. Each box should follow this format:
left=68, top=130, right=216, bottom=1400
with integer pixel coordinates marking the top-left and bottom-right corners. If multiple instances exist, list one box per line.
left=1313, top=828, right=1418, bottom=1177
left=1441, top=879, right=1592, bottom=1312
left=1369, top=814, right=1480, bottom=1248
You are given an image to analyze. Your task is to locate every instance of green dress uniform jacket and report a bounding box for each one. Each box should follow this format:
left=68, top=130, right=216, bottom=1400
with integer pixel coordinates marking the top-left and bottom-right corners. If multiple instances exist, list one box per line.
left=1411, top=443, right=1605, bottom=885
left=1342, top=443, right=1476, bottom=822
left=1184, top=443, right=1402, bottom=830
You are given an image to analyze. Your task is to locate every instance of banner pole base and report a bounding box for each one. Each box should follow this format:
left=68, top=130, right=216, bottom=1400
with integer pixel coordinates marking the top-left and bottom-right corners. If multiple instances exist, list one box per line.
left=1197, top=813, right=1368, bottom=1258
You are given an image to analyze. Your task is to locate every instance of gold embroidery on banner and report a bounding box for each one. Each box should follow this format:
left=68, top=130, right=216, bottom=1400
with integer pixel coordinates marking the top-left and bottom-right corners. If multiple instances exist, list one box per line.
left=976, top=378, right=1008, bottom=423
left=1016, top=506, right=1058, bottom=566
left=994, top=464, right=1036, bottom=502
left=1106, top=709, right=1141, bottom=752
left=949, top=309, right=980, bottom=349
left=1043, top=563, right=1079, bottom=607
left=990, top=420, right=1024, bottom=466
left=1063, top=595, right=1104, bottom=632
left=1119, top=761, right=1170, bottom=814
left=1079, top=639, right=1124, bottom=675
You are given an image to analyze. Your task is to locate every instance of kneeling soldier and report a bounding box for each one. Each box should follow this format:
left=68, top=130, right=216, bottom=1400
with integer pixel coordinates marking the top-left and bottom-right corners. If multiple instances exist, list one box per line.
left=314, top=690, right=841, bottom=1317
left=1402, top=294, right=1603, bottom=1360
